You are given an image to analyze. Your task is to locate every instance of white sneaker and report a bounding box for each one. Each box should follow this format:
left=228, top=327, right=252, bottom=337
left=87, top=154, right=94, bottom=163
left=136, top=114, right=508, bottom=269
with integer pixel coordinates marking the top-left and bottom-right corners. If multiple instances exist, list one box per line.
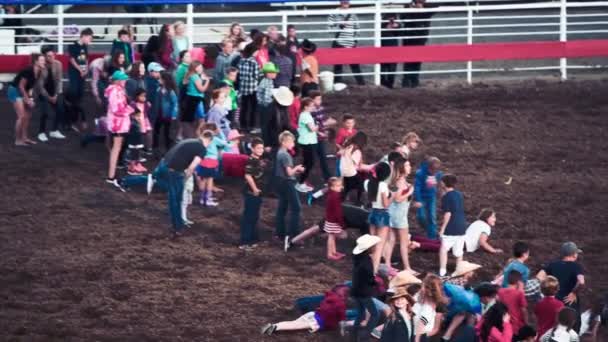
left=284, top=236, right=291, bottom=252
left=295, top=183, right=314, bottom=193
left=49, top=130, right=66, bottom=139
left=37, top=133, right=48, bottom=142
left=146, top=173, right=154, bottom=195
left=205, top=199, right=219, bottom=207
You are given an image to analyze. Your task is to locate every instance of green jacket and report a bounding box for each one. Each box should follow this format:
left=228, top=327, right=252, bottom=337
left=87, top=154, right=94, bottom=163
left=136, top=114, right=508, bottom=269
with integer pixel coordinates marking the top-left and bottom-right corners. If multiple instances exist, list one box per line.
left=222, top=78, right=238, bottom=111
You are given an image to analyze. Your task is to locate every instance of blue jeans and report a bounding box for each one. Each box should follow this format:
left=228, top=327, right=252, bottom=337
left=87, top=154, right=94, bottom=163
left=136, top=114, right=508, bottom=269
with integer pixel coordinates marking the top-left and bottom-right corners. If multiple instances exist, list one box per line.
left=160, top=166, right=184, bottom=231
left=417, top=196, right=437, bottom=239
left=240, top=192, right=262, bottom=245
left=121, top=161, right=169, bottom=192
left=314, top=140, right=332, bottom=181
left=352, top=297, right=379, bottom=342
left=275, top=179, right=301, bottom=238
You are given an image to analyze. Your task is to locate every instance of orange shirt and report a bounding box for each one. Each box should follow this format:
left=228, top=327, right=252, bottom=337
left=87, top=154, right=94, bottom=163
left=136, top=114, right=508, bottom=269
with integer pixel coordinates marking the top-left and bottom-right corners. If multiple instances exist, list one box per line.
left=300, top=55, right=319, bottom=84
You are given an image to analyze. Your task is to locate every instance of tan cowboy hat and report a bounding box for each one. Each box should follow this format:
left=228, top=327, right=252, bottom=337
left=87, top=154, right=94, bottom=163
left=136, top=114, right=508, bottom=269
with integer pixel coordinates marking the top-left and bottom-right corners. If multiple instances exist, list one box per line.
left=390, top=286, right=415, bottom=302
left=389, top=270, right=422, bottom=289
left=451, top=261, right=482, bottom=278
left=271, top=86, right=294, bottom=107
left=353, top=234, right=381, bottom=255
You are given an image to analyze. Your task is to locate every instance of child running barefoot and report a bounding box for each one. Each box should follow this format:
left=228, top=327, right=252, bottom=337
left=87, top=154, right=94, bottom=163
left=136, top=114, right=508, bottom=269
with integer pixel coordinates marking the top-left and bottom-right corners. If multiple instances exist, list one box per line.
left=365, top=162, right=393, bottom=273
left=324, top=177, right=348, bottom=261
left=387, top=157, right=417, bottom=274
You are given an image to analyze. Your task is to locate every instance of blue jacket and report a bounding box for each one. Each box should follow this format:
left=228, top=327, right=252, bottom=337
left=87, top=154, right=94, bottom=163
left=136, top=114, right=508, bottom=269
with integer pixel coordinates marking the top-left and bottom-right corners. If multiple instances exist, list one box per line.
left=414, top=160, right=443, bottom=201
left=144, top=76, right=160, bottom=122
left=154, top=88, right=178, bottom=121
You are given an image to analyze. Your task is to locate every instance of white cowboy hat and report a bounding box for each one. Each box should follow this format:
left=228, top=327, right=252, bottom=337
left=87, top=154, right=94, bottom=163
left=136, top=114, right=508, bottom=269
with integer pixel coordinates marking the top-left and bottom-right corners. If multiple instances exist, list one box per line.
left=353, top=234, right=381, bottom=255
left=333, top=83, right=347, bottom=92
left=389, top=270, right=422, bottom=289
left=451, top=261, right=482, bottom=278
left=271, top=86, right=294, bottom=107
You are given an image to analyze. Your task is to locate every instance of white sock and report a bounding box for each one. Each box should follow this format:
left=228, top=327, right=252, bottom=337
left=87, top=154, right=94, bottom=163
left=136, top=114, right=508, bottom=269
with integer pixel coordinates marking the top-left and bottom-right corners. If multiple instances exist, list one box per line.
left=439, top=268, right=447, bottom=277
left=312, top=190, right=325, bottom=199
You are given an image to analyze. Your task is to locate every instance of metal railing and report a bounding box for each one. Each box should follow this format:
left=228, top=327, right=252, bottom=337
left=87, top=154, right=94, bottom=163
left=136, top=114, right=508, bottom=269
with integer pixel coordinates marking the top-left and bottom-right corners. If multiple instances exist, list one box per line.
left=0, top=1, right=607, bottom=84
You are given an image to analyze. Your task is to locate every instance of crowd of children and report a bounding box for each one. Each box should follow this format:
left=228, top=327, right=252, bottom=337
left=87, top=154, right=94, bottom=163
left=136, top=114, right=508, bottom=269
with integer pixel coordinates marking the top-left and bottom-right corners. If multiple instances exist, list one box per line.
left=7, top=14, right=606, bottom=342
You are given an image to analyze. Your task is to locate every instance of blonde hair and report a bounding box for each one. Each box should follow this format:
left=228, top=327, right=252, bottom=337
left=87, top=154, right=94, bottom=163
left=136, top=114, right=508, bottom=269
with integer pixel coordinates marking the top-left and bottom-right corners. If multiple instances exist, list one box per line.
left=402, top=132, right=421, bottom=145
left=421, top=274, right=449, bottom=307
left=278, top=131, right=295, bottom=144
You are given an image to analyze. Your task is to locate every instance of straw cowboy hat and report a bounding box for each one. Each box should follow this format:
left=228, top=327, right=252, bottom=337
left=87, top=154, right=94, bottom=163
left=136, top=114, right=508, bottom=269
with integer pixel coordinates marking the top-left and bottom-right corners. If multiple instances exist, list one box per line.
left=271, top=86, right=294, bottom=107
left=389, top=270, right=422, bottom=289
left=353, top=234, right=381, bottom=255
left=451, top=261, right=482, bottom=278
left=390, top=286, right=415, bottom=302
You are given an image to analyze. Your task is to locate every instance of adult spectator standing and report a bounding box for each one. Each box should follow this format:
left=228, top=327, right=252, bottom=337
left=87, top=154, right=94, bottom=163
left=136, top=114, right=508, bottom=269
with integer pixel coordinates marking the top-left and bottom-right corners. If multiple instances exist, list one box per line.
left=237, top=43, right=260, bottom=132
left=110, top=29, right=134, bottom=69
left=214, top=39, right=237, bottom=86
left=328, top=0, right=365, bottom=86
left=8, top=53, right=46, bottom=146
left=227, top=22, right=247, bottom=45
left=401, top=0, right=434, bottom=88
left=539, top=242, right=585, bottom=331
left=299, top=39, right=319, bottom=97
left=158, top=24, right=176, bottom=70
left=68, top=28, right=93, bottom=132
left=271, top=39, right=294, bottom=88
left=286, top=25, right=300, bottom=54
left=37, top=46, right=66, bottom=142
left=380, top=13, right=402, bottom=89
left=171, top=21, right=190, bottom=64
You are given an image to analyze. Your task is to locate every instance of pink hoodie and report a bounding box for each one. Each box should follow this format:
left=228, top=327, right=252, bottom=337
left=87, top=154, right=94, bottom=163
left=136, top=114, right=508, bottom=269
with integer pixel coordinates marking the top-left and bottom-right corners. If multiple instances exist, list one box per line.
left=105, top=84, right=134, bottom=134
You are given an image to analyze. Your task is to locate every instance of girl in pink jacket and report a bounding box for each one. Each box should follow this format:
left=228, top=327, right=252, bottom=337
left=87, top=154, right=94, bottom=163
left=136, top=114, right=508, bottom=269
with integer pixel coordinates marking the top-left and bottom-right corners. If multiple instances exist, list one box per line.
left=105, top=70, right=134, bottom=190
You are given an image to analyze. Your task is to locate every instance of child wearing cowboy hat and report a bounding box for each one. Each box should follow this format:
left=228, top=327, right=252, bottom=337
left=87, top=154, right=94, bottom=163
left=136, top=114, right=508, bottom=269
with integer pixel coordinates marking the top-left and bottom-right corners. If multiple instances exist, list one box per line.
left=351, top=234, right=382, bottom=341
left=379, top=286, right=417, bottom=341
left=442, top=260, right=483, bottom=340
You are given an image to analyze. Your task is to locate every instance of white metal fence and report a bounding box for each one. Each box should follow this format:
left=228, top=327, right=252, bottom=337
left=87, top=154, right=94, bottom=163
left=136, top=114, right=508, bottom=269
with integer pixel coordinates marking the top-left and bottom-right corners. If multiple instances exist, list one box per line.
left=1, top=0, right=607, bottom=84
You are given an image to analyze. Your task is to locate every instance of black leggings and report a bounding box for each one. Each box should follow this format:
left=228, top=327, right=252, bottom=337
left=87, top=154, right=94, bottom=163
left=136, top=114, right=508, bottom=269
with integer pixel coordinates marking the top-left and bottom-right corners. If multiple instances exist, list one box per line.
left=239, top=93, right=257, bottom=130
left=153, top=118, right=172, bottom=150
left=342, top=174, right=364, bottom=204
left=299, top=143, right=316, bottom=184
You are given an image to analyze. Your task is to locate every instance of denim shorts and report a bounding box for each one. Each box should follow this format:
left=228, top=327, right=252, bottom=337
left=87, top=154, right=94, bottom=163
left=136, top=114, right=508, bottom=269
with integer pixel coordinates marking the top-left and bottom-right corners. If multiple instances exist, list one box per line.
left=368, top=208, right=390, bottom=227
left=196, top=165, right=219, bottom=178
left=7, top=85, right=22, bottom=103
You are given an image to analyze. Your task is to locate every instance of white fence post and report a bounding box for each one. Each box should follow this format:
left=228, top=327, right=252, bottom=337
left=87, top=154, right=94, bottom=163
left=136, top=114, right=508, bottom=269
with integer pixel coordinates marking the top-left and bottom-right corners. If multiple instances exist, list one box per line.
left=187, top=4, right=194, bottom=49
left=373, top=1, right=382, bottom=86
left=559, top=0, right=567, bottom=81
left=281, top=14, right=288, bottom=37
left=467, top=8, right=473, bottom=84
left=57, top=5, right=64, bottom=53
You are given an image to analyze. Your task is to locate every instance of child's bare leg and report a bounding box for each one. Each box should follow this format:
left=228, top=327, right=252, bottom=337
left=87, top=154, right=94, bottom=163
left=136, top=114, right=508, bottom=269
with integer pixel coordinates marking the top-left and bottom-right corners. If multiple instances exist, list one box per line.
left=383, top=229, right=396, bottom=268
left=291, top=225, right=320, bottom=244
left=207, top=178, right=214, bottom=198
left=327, top=234, right=336, bottom=258
left=372, top=227, right=389, bottom=273
left=443, top=313, right=465, bottom=339
left=108, top=136, right=124, bottom=179
left=275, top=318, right=311, bottom=332
left=398, top=229, right=413, bottom=271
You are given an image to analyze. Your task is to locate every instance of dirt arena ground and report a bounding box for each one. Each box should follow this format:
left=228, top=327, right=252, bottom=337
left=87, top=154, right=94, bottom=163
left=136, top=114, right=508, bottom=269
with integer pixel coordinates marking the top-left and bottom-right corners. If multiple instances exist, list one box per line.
left=1, top=79, right=607, bottom=341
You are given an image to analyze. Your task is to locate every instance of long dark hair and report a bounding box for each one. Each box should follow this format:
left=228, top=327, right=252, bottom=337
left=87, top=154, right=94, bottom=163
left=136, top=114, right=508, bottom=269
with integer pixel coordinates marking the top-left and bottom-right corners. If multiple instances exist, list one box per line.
left=480, top=302, right=508, bottom=342
left=549, top=307, right=578, bottom=339
left=368, top=162, right=391, bottom=205
left=158, top=24, right=172, bottom=50
left=344, top=131, right=367, bottom=151
left=160, top=71, right=177, bottom=92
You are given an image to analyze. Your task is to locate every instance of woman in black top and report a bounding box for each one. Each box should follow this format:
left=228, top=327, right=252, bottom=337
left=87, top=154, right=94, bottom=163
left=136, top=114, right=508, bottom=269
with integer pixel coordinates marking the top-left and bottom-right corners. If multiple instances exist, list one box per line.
left=352, top=234, right=381, bottom=341
left=8, top=53, right=46, bottom=146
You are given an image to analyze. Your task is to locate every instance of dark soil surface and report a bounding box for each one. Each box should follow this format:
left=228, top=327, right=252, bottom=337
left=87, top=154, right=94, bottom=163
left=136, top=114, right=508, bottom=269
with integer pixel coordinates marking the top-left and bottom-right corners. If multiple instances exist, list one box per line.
left=1, top=80, right=607, bottom=341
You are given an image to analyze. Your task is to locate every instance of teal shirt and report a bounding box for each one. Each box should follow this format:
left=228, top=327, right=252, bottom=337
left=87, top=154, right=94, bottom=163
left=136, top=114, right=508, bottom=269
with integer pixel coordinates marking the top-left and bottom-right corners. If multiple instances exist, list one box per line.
left=297, top=111, right=318, bottom=145
left=186, top=74, right=205, bottom=98
left=205, top=136, right=227, bottom=160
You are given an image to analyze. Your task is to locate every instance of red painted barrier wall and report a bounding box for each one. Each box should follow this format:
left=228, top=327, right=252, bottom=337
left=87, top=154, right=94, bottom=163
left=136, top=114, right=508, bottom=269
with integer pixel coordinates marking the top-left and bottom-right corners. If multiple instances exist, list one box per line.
left=0, top=40, right=607, bottom=74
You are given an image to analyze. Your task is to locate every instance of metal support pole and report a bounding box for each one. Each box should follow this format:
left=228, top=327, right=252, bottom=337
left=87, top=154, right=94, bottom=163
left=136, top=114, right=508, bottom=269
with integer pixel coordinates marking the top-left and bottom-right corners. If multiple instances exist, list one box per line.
left=467, top=8, right=473, bottom=84
left=559, top=0, right=567, bottom=81
left=281, top=14, right=288, bottom=37
left=373, top=1, right=382, bottom=86
left=187, top=4, right=194, bottom=49
left=57, top=5, right=64, bottom=53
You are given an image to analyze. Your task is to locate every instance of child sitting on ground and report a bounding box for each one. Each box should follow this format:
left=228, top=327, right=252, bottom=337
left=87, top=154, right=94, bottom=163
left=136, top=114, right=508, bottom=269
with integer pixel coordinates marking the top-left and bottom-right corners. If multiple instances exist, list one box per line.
left=324, top=177, right=347, bottom=261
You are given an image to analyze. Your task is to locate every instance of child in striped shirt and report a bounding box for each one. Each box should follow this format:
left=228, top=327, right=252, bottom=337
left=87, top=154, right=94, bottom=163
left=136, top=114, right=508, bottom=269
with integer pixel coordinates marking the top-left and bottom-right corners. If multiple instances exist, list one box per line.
left=325, top=177, right=347, bottom=261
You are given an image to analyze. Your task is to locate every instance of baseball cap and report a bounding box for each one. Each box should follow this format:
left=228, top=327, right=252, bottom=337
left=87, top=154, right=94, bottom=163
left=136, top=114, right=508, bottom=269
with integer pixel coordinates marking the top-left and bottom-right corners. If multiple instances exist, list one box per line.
left=147, top=62, right=165, bottom=73
left=560, top=241, right=582, bottom=257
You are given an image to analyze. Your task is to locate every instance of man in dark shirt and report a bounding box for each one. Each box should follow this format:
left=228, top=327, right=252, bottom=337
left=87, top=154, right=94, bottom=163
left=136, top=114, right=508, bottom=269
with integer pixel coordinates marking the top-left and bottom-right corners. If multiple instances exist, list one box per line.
left=160, top=134, right=208, bottom=236
left=380, top=13, right=402, bottom=88
left=540, top=241, right=585, bottom=330
left=401, top=0, right=434, bottom=88
left=68, top=28, right=93, bottom=131
left=438, top=174, right=467, bottom=277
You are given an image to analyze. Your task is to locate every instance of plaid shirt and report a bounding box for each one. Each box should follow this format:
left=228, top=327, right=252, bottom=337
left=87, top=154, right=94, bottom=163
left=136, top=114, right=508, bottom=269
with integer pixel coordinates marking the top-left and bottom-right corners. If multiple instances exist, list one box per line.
left=238, top=57, right=260, bottom=96
left=256, top=77, right=274, bottom=106
left=312, top=106, right=328, bottom=140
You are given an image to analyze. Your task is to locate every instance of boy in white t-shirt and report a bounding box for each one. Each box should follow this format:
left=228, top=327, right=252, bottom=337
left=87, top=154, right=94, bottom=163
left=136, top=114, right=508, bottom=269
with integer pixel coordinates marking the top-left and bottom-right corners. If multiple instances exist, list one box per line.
left=464, top=208, right=503, bottom=254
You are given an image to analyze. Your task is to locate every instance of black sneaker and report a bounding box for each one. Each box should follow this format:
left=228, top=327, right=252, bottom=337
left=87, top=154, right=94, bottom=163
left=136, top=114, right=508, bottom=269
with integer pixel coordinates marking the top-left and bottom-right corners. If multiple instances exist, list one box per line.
left=105, top=178, right=126, bottom=192
left=260, top=323, right=277, bottom=336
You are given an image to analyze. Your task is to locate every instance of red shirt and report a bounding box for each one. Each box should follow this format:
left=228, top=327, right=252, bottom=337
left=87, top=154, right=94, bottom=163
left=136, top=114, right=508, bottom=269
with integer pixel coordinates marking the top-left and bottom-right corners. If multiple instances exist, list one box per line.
left=325, top=190, right=345, bottom=228
left=335, top=127, right=357, bottom=146
left=534, top=296, right=564, bottom=341
left=498, top=287, right=527, bottom=333
left=288, top=97, right=301, bottom=131
left=315, top=291, right=346, bottom=330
